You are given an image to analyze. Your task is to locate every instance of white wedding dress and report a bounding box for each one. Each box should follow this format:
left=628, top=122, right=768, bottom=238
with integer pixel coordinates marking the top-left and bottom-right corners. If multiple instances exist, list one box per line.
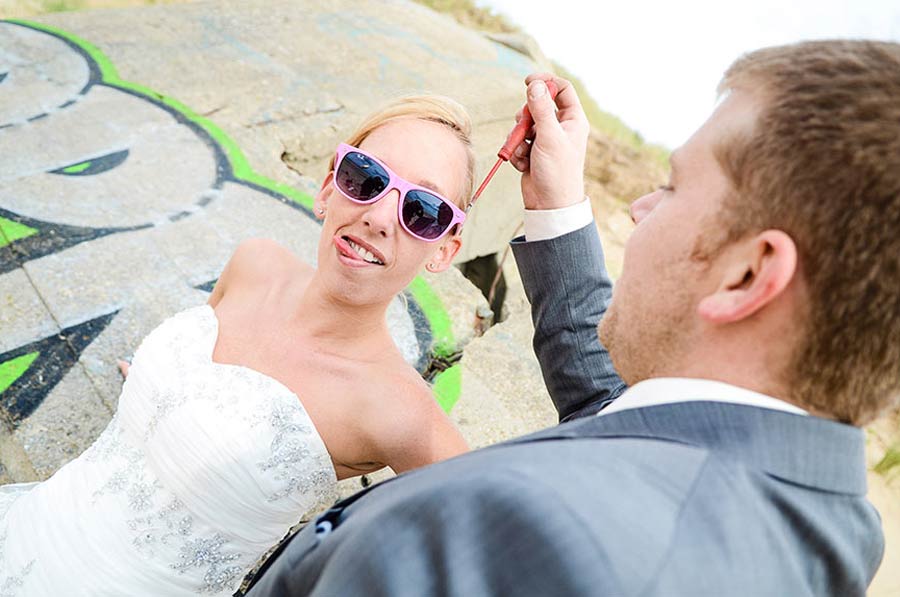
left=0, top=305, right=338, bottom=596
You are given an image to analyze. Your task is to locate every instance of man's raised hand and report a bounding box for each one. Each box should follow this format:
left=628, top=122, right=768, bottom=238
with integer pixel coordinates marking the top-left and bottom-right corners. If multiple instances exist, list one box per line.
left=509, top=73, right=589, bottom=211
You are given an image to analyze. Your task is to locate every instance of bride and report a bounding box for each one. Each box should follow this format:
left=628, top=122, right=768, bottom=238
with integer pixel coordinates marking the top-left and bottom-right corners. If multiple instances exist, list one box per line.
left=0, top=95, right=476, bottom=595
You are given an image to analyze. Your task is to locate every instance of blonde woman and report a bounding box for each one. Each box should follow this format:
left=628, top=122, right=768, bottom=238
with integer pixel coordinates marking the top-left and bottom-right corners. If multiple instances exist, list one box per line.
left=0, top=95, right=475, bottom=596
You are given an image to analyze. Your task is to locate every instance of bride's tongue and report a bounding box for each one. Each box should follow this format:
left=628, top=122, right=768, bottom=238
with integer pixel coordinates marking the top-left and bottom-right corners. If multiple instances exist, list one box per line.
left=335, top=236, right=385, bottom=266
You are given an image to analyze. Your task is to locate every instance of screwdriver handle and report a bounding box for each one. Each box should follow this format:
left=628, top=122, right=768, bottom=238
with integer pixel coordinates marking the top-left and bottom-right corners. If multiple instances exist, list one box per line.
left=498, top=79, right=560, bottom=161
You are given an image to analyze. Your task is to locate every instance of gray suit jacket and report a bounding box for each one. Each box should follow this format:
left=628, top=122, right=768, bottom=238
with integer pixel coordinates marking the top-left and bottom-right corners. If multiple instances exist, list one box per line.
left=246, top=224, right=884, bottom=596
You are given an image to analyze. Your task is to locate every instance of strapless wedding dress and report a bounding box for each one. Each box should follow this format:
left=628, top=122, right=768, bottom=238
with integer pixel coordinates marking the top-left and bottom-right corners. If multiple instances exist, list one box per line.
left=0, top=305, right=338, bottom=595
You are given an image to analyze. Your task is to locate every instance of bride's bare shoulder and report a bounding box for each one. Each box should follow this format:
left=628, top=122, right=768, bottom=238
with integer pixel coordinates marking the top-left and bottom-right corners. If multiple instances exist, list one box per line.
left=209, top=238, right=312, bottom=306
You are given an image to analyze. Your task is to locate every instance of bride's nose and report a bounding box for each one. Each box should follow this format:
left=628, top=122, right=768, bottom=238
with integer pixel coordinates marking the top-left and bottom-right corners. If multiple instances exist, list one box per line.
left=362, top=189, right=400, bottom=237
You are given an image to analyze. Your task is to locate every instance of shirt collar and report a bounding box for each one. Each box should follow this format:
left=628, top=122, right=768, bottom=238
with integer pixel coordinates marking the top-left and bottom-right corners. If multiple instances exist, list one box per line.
left=599, top=377, right=808, bottom=418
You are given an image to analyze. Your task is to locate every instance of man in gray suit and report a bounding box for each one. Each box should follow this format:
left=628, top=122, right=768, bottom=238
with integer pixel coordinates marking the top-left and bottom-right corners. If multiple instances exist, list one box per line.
left=247, top=40, right=899, bottom=596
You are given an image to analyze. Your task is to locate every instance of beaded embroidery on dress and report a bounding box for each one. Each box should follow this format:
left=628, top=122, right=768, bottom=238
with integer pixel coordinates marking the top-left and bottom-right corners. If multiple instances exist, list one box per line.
left=0, top=305, right=338, bottom=596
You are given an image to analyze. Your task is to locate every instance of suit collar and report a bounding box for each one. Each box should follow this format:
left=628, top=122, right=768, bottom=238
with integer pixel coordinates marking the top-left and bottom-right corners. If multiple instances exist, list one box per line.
left=510, top=401, right=867, bottom=495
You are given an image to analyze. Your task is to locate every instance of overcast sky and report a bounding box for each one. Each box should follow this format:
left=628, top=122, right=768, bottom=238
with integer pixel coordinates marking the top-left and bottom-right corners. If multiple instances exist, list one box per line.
left=479, top=0, right=900, bottom=149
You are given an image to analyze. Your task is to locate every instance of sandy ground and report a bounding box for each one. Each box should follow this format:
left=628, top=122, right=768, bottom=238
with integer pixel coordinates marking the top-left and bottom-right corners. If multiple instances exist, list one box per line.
left=866, top=415, right=900, bottom=596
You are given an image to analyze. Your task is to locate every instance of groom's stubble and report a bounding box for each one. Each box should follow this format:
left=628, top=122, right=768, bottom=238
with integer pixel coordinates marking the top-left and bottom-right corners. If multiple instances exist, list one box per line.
left=598, top=290, right=694, bottom=386
left=598, top=223, right=726, bottom=386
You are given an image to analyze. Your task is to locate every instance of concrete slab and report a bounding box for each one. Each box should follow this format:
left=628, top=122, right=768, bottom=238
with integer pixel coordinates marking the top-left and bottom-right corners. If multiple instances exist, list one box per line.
left=0, top=19, right=90, bottom=123
left=204, top=181, right=322, bottom=267
left=13, top=363, right=111, bottom=478
left=0, top=429, right=37, bottom=483
left=0, top=86, right=220, bottom=229
left=459, top=309, right=558, bottom=435
left=0, top=267, right=57, bottom=354
left=419, top=267, right=491, bottom=357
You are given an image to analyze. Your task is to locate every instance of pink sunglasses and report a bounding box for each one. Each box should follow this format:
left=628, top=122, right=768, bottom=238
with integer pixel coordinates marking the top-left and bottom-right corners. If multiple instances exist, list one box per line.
left=332, top=143, right=467, bottom=242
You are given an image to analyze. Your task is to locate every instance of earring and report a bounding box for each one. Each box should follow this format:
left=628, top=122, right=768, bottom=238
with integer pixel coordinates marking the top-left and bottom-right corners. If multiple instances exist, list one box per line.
left=427, top=263, right=436, bottom=272
left=317, top=208, right=325, bottom=215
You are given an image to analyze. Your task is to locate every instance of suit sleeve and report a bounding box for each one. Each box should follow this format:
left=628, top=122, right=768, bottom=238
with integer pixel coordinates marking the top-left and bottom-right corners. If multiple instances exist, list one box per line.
left=298, top=475, right=623, bottom=597
left=511, top=223, right=627, bottom=422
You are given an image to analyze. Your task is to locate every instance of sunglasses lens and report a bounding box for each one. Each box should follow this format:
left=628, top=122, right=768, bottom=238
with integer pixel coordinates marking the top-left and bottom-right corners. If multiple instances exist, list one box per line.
left=402, top=190, right=455, bottom=240
left=336, top=151, right=389, bottom=201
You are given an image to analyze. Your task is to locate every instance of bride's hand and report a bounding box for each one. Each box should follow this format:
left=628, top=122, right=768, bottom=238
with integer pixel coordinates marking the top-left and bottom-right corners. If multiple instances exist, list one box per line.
left=117, top=358, right=130, bottom=379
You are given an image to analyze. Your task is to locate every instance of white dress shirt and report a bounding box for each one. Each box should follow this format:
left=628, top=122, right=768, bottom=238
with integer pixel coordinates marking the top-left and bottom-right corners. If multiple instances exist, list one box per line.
left=522, top=197, right=594, bottom=242
left=523, top=201, right=808, bottom=418
left=598, top=377, right=807, bottom=417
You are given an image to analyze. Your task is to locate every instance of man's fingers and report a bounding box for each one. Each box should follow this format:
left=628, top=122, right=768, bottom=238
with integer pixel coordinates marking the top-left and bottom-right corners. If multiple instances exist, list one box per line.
left=526, top=80, right=562, bottom=133
left=514, top=140, right=530, bottom=159
left=524, top=72, right=588, bottom=131
left=510, top=154, right=530, bottom=172
left=518, top=72, right=589, bottom=211
left=524, top=72, right=554, bottom=85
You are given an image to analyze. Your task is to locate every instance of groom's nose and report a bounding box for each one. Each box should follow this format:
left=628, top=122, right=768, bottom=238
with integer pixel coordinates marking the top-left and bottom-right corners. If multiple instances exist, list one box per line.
left=362, top=189, right=400, bottom=237
left=630, top=190, right=663, bottom=225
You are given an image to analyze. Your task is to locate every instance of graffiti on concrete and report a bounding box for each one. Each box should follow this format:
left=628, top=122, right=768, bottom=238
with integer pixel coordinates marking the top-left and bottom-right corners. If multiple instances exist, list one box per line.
left=0, top=19, right=458, bottom=439
left=0, top=311, right=117, bottom=423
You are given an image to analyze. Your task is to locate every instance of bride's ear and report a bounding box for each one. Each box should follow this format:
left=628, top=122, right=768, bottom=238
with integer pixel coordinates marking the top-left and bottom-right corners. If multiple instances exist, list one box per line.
left=425, top=235, right=462, bottom=273
left=313, top=172, right=334, bottom=220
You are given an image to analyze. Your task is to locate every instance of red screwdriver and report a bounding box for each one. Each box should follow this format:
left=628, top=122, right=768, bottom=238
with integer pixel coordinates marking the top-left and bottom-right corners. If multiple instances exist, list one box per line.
left=469, top=79, right=560, bottom=208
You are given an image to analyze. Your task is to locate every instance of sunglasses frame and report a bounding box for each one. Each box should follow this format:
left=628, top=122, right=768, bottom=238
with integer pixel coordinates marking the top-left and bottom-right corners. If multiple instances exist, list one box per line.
left=332, top=143, right=467, bottom=243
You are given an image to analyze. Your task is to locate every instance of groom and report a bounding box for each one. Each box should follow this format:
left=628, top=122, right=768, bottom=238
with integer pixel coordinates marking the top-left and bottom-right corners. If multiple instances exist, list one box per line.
left=247, top=40, right=899, bottom=595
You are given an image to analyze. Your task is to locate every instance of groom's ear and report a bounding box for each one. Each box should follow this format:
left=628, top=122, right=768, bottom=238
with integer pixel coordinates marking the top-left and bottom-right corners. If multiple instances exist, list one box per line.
left=313, top=172, right=335, bottom=220
left=697, top=229, right=797, bottom=324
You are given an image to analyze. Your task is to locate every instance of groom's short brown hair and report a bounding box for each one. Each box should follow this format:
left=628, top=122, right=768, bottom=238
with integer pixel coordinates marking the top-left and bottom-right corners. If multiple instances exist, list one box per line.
left=714, top=40, right=900, bottom=425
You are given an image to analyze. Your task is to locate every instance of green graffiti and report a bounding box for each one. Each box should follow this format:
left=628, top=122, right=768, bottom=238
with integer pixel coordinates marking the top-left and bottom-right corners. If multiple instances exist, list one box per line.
left=0, top=216, right=38, bottom=248
left=407, top=276, right=455, bottom=357
left=60, top=160, right=92, bottom=174
left=408, top=276, right=462, bottom=407
left=432, top=364, right=462, bottom=413
left=0, top=351, right=39, bottom=395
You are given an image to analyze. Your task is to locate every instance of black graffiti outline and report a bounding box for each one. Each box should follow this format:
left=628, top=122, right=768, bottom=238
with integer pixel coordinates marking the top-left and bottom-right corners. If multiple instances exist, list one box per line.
left=1, top=310, right=118, bottom=426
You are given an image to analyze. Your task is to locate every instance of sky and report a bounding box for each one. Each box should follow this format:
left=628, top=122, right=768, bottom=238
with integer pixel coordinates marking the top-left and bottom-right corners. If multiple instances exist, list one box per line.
left=479, top=0, right=900, bottom=149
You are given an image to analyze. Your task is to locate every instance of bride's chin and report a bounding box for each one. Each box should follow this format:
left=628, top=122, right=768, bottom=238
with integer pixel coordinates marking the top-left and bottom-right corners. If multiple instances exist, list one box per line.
left=319, top=275, right=380, bottom=305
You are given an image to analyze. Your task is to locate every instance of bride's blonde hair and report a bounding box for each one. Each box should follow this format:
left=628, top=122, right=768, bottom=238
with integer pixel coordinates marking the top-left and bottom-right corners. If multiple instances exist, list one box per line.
left=330, top=95, right=476, bottom=209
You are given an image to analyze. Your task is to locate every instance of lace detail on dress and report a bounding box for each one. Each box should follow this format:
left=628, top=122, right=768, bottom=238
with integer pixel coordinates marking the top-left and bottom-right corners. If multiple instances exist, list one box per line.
left=172, top=534, right=243, bottom=594
left=128, top=498, right=193, bottom=558
left=143, top=389, right=182, bottom=441
left=259, top=402, right=336, bottom=503
left=89, top=427, right=152, bottom=506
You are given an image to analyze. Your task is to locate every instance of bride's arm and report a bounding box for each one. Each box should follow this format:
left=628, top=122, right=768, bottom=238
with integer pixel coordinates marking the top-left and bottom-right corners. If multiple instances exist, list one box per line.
left=375, top=382, right=469, bottom=474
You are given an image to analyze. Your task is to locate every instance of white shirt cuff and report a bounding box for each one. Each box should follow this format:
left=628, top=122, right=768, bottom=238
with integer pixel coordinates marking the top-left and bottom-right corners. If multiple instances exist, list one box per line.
left=523, top=197, right=594, bottom=242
